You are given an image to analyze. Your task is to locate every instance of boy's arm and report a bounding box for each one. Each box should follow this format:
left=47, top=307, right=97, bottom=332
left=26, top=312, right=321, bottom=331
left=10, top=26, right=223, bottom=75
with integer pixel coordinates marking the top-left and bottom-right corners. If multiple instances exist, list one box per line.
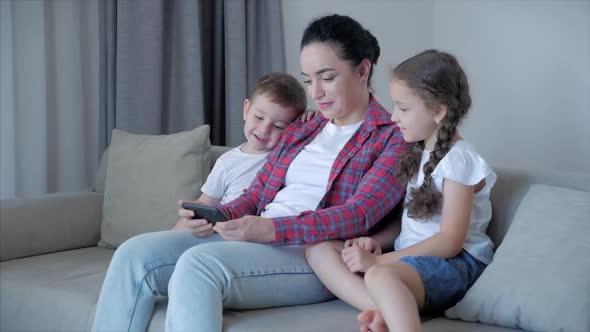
left=195, top=193, right=221, bottom=207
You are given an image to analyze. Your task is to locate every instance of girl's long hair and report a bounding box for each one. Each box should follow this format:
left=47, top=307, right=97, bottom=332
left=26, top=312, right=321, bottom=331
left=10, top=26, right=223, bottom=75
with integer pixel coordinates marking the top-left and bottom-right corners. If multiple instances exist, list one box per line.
left=393, top=50, right=472, bottom=220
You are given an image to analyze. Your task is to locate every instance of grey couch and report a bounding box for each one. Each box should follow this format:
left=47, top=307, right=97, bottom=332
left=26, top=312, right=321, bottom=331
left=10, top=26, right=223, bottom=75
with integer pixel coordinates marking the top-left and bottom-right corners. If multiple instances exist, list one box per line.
left=1, top=145, right=588, bottom=332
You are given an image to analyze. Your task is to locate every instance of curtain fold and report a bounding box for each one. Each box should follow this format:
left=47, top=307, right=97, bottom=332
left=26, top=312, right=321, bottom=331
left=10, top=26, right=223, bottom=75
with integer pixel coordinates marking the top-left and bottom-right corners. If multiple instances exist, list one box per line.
left=99, top=0, right=286, bottom=149
left=1, top=0, right=100, bottom=199
left=0, top=0, right=285, bottom=199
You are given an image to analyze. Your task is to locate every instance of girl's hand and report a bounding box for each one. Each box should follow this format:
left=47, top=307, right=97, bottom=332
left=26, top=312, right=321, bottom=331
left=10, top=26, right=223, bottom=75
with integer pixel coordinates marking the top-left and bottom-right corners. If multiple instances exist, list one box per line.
left=344, top=237, right=382, bottom=255
left=341, top=245, right=378, bottom=273
left=174, top=200, right=214, bottom=237
left=298, top=109, right=317, bottom=122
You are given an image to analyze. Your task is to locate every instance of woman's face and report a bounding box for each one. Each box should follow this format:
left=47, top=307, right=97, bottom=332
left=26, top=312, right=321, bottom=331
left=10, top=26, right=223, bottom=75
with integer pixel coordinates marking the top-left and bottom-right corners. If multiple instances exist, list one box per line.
left=300, top=42, right=368, bottom=125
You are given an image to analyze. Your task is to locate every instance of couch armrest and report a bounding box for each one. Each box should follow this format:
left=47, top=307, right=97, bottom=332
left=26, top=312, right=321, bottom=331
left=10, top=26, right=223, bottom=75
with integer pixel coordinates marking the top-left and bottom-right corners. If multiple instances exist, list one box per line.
left=0, top=192, right=103, bottom=261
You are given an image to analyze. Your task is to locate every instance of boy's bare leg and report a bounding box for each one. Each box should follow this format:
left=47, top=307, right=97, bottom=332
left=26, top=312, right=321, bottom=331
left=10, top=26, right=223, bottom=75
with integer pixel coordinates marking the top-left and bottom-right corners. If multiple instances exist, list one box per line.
left=305, top=241, right=376, bottom=311
left=363, top=263, right=425, bottom=332
left=358, top=310, right=388, bottom=332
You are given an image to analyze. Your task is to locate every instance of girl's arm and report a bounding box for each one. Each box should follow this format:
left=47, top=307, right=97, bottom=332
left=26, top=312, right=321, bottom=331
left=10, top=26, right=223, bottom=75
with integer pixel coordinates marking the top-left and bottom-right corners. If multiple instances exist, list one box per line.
left=377, top=178, right=476, bottom=264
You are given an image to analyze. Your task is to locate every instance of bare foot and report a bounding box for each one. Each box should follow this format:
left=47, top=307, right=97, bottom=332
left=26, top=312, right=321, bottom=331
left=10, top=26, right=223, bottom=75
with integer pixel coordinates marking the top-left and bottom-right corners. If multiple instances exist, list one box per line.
left=357, top=310, right=388, bottom=332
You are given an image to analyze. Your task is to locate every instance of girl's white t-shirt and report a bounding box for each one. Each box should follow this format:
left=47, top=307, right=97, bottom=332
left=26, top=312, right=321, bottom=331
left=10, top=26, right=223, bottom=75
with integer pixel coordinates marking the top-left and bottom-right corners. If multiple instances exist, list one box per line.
left=201, top=145, right=269, bottom=204
left=261, top=120, right=363, bottom=218
left=394, top=140, right=496, bottom=265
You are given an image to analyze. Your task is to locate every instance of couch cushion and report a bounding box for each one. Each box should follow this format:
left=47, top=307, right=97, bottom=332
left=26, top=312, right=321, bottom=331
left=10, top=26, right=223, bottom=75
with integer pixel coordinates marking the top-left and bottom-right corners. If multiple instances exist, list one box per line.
left=0, top=247, right=114, bottom=332
left=423, top=318, right=521, bottom=332
left=146, top=298, right=362, bottom=332
left=0, top=246, right=364, bottom=332
left=446, top=184, right=590, bottom=332
left=99, top=125, right=211, bottom=248
left=488, top=167, right=590, bottom=247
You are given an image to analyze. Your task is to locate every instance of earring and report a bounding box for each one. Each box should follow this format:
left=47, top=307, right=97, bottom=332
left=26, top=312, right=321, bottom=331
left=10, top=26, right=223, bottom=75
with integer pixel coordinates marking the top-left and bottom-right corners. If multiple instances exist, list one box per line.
left=435, top=119, right=440, bottom=125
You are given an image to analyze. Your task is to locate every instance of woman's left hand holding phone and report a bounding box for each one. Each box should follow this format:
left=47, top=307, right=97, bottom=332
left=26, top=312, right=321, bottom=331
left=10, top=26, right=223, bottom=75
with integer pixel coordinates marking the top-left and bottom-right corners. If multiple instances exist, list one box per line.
left=173, top=200, right=215, bottom=237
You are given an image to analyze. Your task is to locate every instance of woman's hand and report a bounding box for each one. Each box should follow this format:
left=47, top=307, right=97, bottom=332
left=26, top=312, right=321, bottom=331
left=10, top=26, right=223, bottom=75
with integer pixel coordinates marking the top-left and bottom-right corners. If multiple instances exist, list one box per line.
left=173, top=200, right=214, bottom=237
left=344, top=236, right=382, bottom=255
left=341, top=245, right=378, bottom=273
left=214, top=216, right=276, bottom=243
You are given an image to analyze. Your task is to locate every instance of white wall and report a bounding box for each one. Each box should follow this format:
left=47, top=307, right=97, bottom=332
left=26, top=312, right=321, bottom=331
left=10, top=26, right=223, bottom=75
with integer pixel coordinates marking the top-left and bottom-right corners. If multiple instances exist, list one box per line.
left=283, top=0, right=433, bottom=112
left=283, top=0, right=590, bottom=174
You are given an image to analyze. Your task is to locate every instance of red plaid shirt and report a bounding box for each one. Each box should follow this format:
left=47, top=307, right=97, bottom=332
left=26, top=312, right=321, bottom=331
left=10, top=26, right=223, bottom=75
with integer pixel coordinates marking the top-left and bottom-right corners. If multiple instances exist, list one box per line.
left=218, top=96, right=409, bottom=245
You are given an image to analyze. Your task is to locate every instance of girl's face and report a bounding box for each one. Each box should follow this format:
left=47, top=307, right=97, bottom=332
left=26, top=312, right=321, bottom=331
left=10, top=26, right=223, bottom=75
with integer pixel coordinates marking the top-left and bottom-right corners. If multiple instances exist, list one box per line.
left=389, top=78, right=444, bottom=150
left=300, top=42, right=369, bottom=125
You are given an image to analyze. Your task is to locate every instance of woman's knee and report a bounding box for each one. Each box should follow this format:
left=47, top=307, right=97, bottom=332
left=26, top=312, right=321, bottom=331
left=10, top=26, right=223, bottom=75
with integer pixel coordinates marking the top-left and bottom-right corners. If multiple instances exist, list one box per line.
left=110, top=232, right=155, bottom=265
left=172, top=243, right=229, bottom=284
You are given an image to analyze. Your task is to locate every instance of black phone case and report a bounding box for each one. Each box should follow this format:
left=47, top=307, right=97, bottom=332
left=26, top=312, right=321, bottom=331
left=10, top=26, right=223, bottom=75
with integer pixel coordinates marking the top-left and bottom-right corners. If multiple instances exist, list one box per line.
left=181, top=203, right=226, bottom=224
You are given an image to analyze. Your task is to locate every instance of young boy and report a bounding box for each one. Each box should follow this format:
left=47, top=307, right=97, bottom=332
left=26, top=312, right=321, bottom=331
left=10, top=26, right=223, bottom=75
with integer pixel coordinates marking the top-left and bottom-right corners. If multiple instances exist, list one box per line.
left=174, top=72, right=308, bottom=230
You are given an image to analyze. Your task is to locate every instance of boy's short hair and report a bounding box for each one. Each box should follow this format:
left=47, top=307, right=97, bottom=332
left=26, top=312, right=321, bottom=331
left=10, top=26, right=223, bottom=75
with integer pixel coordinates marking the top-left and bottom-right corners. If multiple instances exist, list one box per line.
left=251, top=73, right=307, bottom=116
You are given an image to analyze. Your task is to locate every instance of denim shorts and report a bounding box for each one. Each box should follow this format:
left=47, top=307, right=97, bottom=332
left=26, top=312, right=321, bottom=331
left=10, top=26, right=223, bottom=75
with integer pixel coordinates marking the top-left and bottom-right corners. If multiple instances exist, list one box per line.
left=399, top=249, right=487, bottom=313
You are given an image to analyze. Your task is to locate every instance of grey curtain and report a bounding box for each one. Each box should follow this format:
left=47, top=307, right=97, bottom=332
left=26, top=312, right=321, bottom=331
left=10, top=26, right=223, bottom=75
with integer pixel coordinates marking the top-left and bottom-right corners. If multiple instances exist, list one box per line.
left=1, top=0, right=100, bottom=199
left=98, top=0, right=285, bottom=155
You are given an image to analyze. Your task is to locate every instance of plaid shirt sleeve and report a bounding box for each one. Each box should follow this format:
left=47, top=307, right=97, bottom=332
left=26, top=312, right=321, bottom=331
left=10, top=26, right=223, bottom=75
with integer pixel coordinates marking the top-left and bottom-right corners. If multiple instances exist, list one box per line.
left=271, top=131, right=408, bottom=245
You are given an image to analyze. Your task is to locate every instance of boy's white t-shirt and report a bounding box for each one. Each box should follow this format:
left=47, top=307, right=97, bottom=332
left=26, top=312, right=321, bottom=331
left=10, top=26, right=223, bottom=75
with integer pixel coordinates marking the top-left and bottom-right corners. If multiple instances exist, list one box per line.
left=261, top=120, right=363, bottom=218
left=201, top=145, right=269, bottom=204
left=394, top=140, right=496, bottom=265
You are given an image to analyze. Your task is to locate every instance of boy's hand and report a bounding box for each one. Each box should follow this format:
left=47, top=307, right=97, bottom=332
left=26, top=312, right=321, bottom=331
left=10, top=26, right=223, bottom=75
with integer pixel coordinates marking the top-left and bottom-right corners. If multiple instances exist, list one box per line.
left=298, top=109, right=317, bottom=122
left=173, top=200, right=214, bottom=237
left=344, top=237, right=382, bottom=255
left=341, top=245, right=378, bottom=273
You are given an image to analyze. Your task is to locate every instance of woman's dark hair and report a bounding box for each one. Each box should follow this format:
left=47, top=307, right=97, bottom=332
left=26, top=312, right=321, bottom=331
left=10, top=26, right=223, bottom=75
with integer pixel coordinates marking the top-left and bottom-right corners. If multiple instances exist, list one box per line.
left=300, top=14, right=380, bottom=88
left=392, top=49, right=472, bottom=220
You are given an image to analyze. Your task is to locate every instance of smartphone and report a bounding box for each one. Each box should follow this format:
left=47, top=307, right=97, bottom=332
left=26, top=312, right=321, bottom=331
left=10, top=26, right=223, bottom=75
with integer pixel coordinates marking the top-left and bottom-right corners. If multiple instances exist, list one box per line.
left=181, top=202, right=227, bottom=224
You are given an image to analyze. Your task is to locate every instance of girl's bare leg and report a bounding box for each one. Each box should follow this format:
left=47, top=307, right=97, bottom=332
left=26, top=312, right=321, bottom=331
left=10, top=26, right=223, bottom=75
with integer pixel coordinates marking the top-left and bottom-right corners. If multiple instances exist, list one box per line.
left=363, top=263, right=425, bottom=332
left=305, top=241, right=376, bottom=311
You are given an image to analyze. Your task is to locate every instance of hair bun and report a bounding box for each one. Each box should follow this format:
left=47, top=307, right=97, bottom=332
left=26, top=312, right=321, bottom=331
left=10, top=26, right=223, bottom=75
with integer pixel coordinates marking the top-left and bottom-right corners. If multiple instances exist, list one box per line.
left=367, top=32, right=380, bottom=64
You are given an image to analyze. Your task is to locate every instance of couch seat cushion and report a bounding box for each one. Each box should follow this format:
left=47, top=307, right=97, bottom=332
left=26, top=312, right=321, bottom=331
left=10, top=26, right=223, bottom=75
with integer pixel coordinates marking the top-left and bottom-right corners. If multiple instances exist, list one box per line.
left=1, top=247, right=361, bottom=332
left=0, top=247, right=114, bottom=332
left=423, top=318, right=522, bottom=332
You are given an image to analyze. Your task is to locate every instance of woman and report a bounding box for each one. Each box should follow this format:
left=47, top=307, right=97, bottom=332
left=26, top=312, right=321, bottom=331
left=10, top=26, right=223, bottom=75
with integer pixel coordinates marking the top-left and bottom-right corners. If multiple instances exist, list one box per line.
left=92, top=14, right=407, bottom=332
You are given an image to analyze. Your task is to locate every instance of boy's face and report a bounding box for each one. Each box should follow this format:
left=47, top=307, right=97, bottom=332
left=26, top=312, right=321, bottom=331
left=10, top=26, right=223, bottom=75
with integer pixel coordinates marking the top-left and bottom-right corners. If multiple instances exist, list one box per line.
left=242, top=93, right=298, bottom=154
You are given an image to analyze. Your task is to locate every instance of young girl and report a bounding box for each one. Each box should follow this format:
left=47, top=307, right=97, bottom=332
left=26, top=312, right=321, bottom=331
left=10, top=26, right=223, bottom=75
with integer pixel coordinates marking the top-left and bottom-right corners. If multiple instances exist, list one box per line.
left=306, top=50, right=496, bottom=332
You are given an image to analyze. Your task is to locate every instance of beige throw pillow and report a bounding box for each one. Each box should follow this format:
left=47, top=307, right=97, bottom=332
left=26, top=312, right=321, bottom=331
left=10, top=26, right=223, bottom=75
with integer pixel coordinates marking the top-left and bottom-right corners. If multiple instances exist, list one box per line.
left=99, top=125, right=211, bottom=248
left=445, top=184, right=590, bottom=332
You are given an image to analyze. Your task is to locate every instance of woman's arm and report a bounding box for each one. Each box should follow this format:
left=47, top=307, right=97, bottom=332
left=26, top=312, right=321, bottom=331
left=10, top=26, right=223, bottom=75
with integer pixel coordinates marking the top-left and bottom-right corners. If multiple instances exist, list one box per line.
left=376, top=178, right=475, bottom=264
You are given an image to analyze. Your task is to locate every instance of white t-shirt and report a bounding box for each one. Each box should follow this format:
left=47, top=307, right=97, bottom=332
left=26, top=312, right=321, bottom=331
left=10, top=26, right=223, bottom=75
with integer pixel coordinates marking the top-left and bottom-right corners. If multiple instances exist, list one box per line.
left=261, top=120, right=363, bottom=218
left=394, top=140, right=496, bottom=264
left=200, top=145, right=269, bottom=204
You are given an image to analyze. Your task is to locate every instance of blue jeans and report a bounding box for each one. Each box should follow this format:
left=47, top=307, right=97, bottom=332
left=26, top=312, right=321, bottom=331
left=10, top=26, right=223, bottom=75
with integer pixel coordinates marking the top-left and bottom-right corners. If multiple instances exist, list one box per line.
left=91, top=230, right=333, bottom=332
